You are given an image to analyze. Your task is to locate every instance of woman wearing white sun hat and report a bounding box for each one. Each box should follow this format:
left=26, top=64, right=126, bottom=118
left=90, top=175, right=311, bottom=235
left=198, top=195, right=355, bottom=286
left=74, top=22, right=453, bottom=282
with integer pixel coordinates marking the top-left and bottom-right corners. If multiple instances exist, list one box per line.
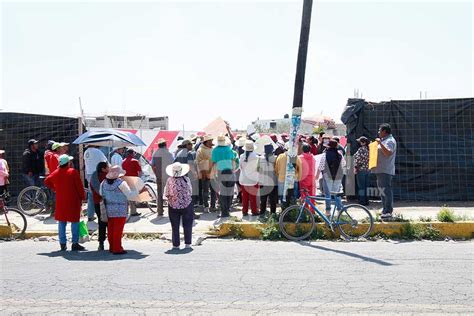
left=164, top=162, right=194, bottom=249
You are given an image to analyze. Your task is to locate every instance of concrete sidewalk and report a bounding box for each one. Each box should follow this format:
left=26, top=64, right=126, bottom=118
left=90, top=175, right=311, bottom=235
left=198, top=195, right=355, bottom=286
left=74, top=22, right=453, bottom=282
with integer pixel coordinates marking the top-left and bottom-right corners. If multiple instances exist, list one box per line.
left=19, top=200, right=474, bottom=237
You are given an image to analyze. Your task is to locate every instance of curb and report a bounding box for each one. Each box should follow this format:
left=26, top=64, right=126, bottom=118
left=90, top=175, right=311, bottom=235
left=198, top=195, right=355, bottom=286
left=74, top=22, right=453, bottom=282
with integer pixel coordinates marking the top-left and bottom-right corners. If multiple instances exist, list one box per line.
left=210, top=221, right=474, bottom=240
left=1, top=222, right=473, bottom=240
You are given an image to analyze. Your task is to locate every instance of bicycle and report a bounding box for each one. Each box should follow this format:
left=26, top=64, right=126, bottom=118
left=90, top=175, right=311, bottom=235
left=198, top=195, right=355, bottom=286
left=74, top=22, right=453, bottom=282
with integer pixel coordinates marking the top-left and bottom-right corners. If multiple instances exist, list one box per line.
left=17, top=177, right=54, bottom=216
left=279, top=190, right=374, bottom=241
left=0, top=193, right=27, bottom=239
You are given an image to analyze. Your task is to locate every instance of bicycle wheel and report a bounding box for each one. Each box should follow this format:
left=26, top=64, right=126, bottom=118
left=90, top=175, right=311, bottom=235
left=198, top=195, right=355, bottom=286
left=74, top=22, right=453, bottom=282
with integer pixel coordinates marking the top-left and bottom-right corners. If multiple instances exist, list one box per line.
left=0, top=207, right=27, bottom=239
left=143, top=183, right=157, bottom=213
left=279, top=205, right=315, bottom=241
left=336, top=204, right=373, bottom=240
left=17, top=186, right=48, bottom=216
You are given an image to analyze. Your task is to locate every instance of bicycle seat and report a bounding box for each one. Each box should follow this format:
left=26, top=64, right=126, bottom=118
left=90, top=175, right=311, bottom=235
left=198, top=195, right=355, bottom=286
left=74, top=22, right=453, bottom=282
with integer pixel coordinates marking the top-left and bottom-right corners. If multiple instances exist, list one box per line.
left=330, top=192, right=344, bottom=197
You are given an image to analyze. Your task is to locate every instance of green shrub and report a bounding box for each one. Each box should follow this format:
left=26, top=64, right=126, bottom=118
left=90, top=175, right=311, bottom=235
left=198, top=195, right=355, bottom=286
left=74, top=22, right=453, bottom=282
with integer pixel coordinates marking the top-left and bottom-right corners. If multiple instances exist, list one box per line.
left=260, top=216, right=283, bottom=240
left=310, top=226, right=325, bottom=240
left=437, top=206, right=455, bottom=222
left=401, top=223, right=441, bottom=240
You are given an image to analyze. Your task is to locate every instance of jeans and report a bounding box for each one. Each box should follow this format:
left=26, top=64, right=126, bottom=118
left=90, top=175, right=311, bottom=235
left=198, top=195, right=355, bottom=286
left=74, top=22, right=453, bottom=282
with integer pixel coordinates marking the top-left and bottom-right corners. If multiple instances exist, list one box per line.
left=376, top=173, right=394, bottom=214
left=293, top=182, right=300, bottom=200
left=58, top=221, right=79, bottom=245
left=323, top=178, right=343, bottom=212
left=169, top=203, right=194, bottom=247
left=202, top=179, right=217, bottom=208
left=278, top=181, right=297, bottom=207
left=191, top=178, right=200, bottom=205
left=94, top=204, right=108, bottom=243
left=278, top=181, right=285, bottom=203
left=356, top=171, right=370, bottom=205
left=22, top=174, right=40, bottom=187
left=217, top=170, right=234, bottom=215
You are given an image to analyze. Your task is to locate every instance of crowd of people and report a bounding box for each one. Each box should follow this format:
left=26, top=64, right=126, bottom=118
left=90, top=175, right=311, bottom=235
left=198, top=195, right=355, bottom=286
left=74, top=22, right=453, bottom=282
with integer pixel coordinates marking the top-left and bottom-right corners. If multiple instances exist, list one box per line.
left=0, top=122, right=396, bottom=253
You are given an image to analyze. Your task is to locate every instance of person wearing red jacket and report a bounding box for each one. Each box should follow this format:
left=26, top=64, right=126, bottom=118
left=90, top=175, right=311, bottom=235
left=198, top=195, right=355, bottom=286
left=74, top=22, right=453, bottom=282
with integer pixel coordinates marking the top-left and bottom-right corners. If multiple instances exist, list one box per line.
left=299, top=143, right=316, bottom=200
left=45, top=154, right=86, bottom=252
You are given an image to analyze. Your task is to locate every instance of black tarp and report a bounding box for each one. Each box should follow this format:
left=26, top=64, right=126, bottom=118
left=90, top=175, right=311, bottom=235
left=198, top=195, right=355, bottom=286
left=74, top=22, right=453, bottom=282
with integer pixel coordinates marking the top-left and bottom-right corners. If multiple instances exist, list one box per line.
left=342, top=98, right=474, bottom=201
left=0, top=112, right=81, bottom=196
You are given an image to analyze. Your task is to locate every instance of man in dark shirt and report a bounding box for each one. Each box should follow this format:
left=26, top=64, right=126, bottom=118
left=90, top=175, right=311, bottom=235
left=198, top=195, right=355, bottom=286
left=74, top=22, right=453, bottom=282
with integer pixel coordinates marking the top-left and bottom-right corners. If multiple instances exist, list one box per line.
left=22, top=139, right=44, bottom=187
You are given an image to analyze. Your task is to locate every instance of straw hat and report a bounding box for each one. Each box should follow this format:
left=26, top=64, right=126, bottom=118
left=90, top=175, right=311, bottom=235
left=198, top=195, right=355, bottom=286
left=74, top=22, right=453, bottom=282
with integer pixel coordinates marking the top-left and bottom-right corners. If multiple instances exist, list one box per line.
left=156, top=138, right=167, bottom=145
left=237, top=137, right=246, bottom=147
left=106, top=165, right=126, bottom=179
left=244, top=140, right=255, bottom=152
left=202, top=134, right=214, bottom=143
left=255, top=135, right=277, bottom=155
left=166, top=162, right=190, bottom=178
left=216, top=135, right=231, bottom=146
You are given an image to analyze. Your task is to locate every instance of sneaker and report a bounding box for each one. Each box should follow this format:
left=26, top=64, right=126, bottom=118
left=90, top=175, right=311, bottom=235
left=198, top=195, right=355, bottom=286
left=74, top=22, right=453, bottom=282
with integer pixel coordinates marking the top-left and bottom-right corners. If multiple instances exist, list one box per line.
left=381, top=213, right=393, bottom=219
left=71, top=243, right=86, bottom=251
left=60, top=244, right=67, bottom=251
left=185, top=244, right=192, bottom=249
left=172, top=246, right=180, bottom=250
left=131, top=213, right=141, bottom=217
left=98, top=242, right=104, bottom=251
left=194, top=213, right=201, bottom=219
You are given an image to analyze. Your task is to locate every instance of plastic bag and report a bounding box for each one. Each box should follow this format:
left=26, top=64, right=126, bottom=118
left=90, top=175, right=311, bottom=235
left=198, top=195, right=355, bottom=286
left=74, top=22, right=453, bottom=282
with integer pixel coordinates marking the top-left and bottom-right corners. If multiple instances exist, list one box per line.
left=78, top=220, right=90, bottom=243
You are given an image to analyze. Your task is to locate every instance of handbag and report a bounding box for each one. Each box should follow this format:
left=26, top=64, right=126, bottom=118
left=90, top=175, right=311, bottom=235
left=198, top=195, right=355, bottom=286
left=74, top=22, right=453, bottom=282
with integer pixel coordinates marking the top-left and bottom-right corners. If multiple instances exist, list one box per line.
left=99, top=182, right=108, bottom=223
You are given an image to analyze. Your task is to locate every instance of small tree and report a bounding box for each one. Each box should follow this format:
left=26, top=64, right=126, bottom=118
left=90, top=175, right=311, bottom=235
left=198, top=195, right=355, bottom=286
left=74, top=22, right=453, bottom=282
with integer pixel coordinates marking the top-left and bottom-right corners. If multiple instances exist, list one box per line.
left=313, top=126, right=325, bottom=135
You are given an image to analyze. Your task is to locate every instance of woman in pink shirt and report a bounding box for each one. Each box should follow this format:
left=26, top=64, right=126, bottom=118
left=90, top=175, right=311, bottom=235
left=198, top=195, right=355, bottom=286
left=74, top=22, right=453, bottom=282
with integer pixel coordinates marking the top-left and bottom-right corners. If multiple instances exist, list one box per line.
left=164, top=162, right=194, bottom=250
left=0, top=153, right=9, bottom=196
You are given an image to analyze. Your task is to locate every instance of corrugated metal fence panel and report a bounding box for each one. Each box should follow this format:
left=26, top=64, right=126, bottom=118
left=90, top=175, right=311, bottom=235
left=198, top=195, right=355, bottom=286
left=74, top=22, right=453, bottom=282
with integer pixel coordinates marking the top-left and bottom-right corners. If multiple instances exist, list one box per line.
left=346, top=98, right=474, bottom=201
left=0, top=112, right=80, bottom=197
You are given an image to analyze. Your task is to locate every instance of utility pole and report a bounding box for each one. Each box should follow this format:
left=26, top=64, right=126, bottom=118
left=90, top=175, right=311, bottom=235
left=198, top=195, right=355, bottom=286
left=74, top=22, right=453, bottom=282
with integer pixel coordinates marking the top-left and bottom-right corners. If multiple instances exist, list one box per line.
left=283, top=0, right=313, bottom=201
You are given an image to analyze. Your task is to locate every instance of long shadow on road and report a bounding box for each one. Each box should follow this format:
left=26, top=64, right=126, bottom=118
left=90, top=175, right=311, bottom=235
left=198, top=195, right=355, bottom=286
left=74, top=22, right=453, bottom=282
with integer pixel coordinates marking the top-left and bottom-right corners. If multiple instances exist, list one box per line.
left=37, top=250, right=148, bottom=261
left=300, top=242, right=394, bottom=266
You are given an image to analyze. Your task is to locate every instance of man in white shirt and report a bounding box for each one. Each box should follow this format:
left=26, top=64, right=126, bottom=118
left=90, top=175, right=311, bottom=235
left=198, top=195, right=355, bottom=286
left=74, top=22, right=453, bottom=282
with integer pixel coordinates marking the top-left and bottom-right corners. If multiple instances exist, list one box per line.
left=84, top=145, right=107, bottom=221
left=111, top=147, right=125, bottom=167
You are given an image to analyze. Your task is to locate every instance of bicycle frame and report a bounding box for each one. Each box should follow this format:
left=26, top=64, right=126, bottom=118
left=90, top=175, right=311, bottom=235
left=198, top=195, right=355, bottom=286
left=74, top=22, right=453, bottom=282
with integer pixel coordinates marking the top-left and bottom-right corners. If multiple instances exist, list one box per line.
left=296, top=195, right=353, bottom=231
left=298, top=197, right=333, bottom=225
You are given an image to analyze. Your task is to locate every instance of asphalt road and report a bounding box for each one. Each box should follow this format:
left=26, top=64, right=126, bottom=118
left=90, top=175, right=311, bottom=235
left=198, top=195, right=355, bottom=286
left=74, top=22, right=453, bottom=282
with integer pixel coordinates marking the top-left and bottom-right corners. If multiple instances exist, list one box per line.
left=0, top=239, right=472, bottom=315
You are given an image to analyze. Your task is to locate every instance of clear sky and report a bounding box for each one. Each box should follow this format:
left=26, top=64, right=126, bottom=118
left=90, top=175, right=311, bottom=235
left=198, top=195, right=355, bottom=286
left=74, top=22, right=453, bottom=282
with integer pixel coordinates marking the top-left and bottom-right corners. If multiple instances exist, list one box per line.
left=1, top=0, right=472, bottom=130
